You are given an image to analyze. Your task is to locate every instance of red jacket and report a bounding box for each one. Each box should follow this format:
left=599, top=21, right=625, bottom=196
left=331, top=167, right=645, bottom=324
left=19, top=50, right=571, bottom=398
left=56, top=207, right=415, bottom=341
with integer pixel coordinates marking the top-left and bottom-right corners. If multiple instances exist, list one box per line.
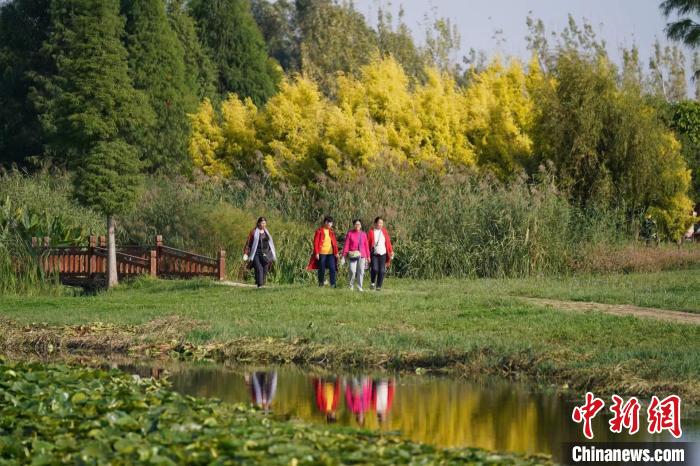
left=306, top=227, right=338, bottom=270
left=368, top=227, right=394, bottom=266
left=313, top=378, right=341, bottom=414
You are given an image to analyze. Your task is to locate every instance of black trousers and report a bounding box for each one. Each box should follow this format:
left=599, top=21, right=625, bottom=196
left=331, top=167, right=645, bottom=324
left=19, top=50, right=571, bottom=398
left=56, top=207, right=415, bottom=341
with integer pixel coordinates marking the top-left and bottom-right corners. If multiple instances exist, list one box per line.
left=318, top=254, right=337, bottom=286
left=370, top=254, right=387, bottom=288
left=253, top=252, right=268, bottom=287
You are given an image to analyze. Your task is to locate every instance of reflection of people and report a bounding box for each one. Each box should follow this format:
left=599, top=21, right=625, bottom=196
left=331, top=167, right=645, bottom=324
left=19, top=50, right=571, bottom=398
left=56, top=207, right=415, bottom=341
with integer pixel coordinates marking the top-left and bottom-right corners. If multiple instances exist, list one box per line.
left=368, top=217, right=394, bottom=291
left=345, top=377, right=372, bottom=425
left=243, top=217, right=277, bottom=288
left=313, top=377, right=341, bottom=423
left=307, top=216, right=339, bottom=288
left=372, top=378, right=395, bottom=423
left=341, top=219, right=370, bottom=291
left=245, top=371, right=277, bottom=413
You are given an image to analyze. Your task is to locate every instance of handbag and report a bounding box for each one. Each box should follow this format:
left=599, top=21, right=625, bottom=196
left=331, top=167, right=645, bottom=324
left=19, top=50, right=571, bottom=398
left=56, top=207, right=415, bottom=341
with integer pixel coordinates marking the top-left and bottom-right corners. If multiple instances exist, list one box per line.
left=348, top=250, right=361, bottom=260
left=371, top=229, right=381, bottom=256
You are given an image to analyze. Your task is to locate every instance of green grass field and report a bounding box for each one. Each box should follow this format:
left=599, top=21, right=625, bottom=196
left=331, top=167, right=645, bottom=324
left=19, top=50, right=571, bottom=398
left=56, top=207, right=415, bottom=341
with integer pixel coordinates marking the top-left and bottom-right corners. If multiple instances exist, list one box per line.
left=1, top=270, right=699, bottom=404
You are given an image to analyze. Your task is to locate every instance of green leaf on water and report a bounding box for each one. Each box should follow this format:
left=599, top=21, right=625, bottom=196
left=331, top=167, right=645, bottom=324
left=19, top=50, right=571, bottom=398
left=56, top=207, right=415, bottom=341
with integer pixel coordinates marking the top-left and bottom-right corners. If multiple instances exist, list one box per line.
left=71, top=392, right=87, bottom=404
left=113, top=438, right=138, bottom=454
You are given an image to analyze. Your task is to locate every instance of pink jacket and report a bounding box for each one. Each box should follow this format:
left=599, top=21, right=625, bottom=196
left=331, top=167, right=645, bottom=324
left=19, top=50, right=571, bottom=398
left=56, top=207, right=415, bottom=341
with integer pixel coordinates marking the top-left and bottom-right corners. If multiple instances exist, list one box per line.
left=342, top=230, right=370, bottom=259
left=345, top=378, right=373, bottom=414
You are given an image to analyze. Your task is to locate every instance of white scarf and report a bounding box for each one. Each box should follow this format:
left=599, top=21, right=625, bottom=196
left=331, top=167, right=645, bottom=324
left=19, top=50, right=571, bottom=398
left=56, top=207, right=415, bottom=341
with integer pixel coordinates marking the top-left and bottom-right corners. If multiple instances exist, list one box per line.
left=249, top=228, right=277, bottom=262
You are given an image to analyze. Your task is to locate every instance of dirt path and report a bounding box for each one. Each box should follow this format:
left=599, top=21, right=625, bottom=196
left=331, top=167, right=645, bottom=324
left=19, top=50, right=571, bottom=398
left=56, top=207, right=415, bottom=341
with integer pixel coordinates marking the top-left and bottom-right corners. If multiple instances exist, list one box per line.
left=519, top=297, right=700, bottom=325
left=218, top=280, right=257, bottom=288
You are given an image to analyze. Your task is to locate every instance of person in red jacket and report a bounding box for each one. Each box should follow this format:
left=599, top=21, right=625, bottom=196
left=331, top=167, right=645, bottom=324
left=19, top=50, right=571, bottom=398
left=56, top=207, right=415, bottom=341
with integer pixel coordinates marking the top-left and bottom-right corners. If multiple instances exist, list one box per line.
left=367, top=217, right=394, bottom=291
left=313, top=377, right=341, bottom=423
left=372, top=378, right=395, bottom=424
left=306, top=216, right=339, bottom=288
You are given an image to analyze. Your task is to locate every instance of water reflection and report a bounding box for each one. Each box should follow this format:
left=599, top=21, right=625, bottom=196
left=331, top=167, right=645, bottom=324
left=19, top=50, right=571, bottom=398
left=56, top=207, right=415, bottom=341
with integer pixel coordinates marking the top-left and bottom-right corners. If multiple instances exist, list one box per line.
left=123, top=364, right=699, bottom=462
left=245, top=371, right=277, bottom=413
left=313, top=377, right=341, bottom=423
left=372, top=378, right=395, bottom=425
left=344, top=376, right=373, bottom=426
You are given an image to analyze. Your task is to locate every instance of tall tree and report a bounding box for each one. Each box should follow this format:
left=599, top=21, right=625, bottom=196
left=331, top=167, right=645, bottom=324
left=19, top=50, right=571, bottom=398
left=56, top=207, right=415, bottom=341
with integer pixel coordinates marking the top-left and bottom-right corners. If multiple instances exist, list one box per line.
left=0, top=0, right=51, bottom=166
left=531, top=49, right=692, bottom=239
left=376, top=5, right=427, bottom=83
left=37, top=0, right=151, bottom=287
left=251, top=0, right=301, bottom=74
left=122, top=0, right=194, bottom=172
left=422, top=14, right=461, bottom=75
left=167, top=0, right=217, bottom=101
left=694, top=51, right=700, bottom=98
left=189, top=0, right=280, bottom=106
left=648, top=39, right=687, bottom=101
left=661, top=0, right=700, bottom=50
left=669, top=100, right=700, bottom=200
left=296, top=0, right=377, bottom=96
left=621, top=45, right=644, bottom=88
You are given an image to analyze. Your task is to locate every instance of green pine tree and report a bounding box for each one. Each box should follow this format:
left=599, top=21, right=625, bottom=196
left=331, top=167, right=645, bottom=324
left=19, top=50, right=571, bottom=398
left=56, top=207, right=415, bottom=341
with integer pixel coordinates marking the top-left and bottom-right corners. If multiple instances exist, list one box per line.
left=189, top=0, right=280, bottom=106
left=0, top=0, right=52, bottom=166
left=122, top=0, right=194, bottom=172
left=37, top=0, right=152, bottom=287
left=167, top=0, right=217, bottom=102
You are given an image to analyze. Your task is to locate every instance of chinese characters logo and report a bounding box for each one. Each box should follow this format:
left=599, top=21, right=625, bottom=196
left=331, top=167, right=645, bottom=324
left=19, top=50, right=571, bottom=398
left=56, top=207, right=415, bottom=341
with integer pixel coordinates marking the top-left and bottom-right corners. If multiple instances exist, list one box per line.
left=572, top=392, right=681, bottom=439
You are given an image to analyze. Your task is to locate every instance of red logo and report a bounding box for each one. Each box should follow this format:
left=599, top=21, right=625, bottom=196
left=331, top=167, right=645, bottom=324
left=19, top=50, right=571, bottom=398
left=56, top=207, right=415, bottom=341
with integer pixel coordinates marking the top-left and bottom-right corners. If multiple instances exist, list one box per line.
left=572, top=393, right=683, bottom=439
left=609, top=395, right=641, bottom=435
left=572, top=392, right=606, bottom=439
left=647, top=395, right=682, bottom=438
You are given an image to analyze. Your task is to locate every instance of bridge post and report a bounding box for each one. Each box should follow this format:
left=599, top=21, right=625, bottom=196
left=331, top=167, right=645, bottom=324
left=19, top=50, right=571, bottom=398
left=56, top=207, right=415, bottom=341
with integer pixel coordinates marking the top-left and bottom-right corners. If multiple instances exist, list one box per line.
left=89, top=236, right=96, bottom=276
left=155, top=235, right=163, bottom=276
left=150, top=250, right=157, bottom=277
left=218, top=249, right=226, bottom=281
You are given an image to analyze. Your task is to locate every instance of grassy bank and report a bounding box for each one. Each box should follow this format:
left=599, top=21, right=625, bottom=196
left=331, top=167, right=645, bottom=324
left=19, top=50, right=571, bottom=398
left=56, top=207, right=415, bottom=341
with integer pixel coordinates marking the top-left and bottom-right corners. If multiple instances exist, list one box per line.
left=1, top=271, right=699, bottom=405
left=474, top=268, right=700, bottom=313
left=0, top=360, right=551, bottom=465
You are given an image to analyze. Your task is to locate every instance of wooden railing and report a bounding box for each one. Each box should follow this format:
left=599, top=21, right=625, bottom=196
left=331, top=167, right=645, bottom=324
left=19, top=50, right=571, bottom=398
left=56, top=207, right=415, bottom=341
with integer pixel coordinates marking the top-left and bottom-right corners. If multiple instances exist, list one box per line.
left=31, top=235, right=225, bottom=286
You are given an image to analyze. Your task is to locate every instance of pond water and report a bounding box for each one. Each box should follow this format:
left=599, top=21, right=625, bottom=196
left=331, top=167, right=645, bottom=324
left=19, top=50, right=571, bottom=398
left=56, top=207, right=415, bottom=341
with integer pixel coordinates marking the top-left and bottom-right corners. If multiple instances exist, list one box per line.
left=122, top=363, right=699, bottom=463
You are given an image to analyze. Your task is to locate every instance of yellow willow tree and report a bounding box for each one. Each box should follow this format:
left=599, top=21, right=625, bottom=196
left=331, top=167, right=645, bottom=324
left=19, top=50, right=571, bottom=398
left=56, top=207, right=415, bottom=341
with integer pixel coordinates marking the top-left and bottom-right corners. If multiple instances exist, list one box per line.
left=414, top=68, right=474, bottom=168
left=646, top=133, right=694, bottom=241
left=337, top=55, right=475, bottom=169
left=188, top=98, right=229, bottom=178
left=463, top=58, right=536, bottom=180
left=336, top=55, right=420, bottom=167
left=257, top=76, right=329, bottom=184
left=220, top=94, right=259, bottom=176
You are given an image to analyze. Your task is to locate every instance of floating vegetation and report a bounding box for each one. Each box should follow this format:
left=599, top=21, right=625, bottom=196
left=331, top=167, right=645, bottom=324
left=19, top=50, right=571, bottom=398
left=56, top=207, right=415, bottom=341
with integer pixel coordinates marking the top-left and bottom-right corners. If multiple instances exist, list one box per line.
left=0, top=359, right=553, bottom=465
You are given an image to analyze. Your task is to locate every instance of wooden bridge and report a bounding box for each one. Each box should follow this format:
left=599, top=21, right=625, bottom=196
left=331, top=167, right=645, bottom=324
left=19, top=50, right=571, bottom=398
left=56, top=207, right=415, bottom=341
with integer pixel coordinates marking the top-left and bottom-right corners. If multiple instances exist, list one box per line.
left=31, top=235, right=225, bottom=287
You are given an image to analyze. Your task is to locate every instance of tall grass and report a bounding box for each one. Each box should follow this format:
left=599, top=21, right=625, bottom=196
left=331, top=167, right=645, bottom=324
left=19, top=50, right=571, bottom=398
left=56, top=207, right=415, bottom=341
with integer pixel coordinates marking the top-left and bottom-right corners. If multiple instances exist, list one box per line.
left=223, top=169, right=625, bottom=280
left=0, top=168, right=104, bottom=238
left=118, top=176, right=313, bottom=284
left=0, top=230, right=63, bottom=295
left=0, top=169, right=101, bottom=294
left=0, top=168, right=638, bottom=289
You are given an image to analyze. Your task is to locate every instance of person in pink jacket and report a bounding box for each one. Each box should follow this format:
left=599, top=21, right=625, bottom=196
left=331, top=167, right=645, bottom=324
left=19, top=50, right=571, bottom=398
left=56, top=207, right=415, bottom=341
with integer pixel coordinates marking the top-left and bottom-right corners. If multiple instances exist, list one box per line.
left=344, top=376, right=372, bottom=425
left=341, top=219, right=370, bottom=291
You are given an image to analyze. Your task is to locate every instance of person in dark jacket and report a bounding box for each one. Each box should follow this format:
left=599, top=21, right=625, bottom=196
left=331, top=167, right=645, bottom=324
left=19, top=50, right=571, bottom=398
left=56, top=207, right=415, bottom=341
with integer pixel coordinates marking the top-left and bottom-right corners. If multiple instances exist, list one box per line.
left=243, top=217, right=277, bottom=288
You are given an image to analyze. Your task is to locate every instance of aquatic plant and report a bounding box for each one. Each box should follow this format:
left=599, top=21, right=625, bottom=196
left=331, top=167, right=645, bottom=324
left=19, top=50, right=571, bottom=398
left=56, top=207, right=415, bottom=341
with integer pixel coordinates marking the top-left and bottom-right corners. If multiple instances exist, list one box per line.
left=0, top=359, right=553, bottom=465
